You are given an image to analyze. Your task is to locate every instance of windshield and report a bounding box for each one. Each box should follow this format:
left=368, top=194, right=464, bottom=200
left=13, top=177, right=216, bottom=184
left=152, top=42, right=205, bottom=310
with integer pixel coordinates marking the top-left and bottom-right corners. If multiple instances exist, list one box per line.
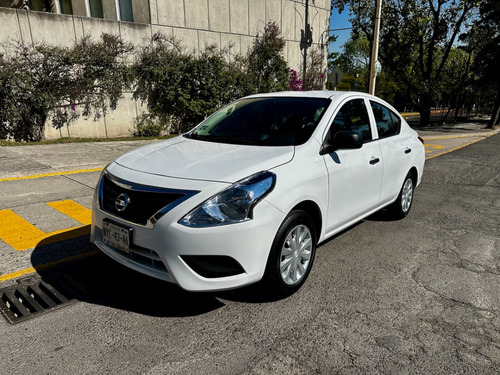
left=184, top=97, right=330, bottom=146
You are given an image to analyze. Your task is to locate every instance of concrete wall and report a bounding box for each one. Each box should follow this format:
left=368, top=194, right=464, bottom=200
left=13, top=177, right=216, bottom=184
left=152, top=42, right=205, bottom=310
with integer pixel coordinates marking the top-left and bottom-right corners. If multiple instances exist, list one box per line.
left=0, top=0, right=331, bottom=139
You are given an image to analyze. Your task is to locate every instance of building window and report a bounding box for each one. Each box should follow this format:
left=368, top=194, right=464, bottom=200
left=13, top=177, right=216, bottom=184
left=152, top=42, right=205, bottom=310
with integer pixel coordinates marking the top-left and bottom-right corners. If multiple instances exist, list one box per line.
left=117, top=0, right=133, bottom=22
left=30, top=0, right=55, bottom=12
left=88, top=0, right=103, bottom=18
left=58, top=0, right=72, bottom=14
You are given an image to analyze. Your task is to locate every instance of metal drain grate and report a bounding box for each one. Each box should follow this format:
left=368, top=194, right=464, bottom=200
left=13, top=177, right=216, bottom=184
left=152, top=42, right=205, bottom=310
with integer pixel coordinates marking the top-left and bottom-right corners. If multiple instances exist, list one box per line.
left=0, top=276, right=77, bottom=324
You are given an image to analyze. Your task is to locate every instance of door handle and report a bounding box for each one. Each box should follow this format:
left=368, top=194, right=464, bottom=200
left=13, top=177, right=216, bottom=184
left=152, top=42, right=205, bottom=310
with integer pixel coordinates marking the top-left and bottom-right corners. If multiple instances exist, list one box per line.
left=405, top=148, right=412, bottom=154
left=369, top=158, right=380, bottom=165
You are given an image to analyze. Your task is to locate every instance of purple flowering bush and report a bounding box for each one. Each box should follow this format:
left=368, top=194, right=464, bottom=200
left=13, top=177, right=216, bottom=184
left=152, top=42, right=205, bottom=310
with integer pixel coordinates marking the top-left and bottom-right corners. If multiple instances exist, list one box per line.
left=289, top=69, right=303, bottom=91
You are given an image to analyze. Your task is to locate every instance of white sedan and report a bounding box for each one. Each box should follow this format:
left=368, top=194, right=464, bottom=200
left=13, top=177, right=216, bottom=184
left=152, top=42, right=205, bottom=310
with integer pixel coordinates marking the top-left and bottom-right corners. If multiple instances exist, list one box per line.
left=90, top=91, right=425, bottom=295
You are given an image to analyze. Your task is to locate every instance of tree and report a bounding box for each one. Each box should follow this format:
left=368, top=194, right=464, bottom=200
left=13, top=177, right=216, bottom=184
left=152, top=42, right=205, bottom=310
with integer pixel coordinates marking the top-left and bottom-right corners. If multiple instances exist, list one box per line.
left=437, top=46, right=476, bottom=121
left=134, top=34, right=255, bottom=133
left=134, top=23, right=292, bottom=134
left=331, top=0, right=479, bottom=125
left=247, top=21, right=290, bottom=93
left=331, top=31, right=400, bottom=103
left=327, top=34, right=339, bottom=75
left=473, top=0, right=500, bottom=127
left=303, top=48, right=326, bottom=90
left=0, top=34, right=132, bottom=141
left=334, top=31, right=371, bottom=75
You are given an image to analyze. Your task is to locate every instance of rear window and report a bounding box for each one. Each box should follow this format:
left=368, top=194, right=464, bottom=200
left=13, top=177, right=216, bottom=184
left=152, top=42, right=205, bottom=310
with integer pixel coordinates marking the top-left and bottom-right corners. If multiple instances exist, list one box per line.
left=185, top=97, right=331, bottom=146
left=370, top=101, right=401, bottom=139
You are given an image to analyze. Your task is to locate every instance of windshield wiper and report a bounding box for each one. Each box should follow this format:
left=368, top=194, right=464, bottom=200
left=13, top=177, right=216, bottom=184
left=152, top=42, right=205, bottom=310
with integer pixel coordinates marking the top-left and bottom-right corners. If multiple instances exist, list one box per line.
left=185, top=133, right=210, bottom=141
left=187, top=133, right=257, bottom=145
left=210, top=136, right=258, bottom=145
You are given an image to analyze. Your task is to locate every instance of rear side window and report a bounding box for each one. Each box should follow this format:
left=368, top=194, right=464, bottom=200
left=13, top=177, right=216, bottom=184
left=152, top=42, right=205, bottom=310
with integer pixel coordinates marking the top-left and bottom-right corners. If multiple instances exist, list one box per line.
left=370, top=101, right=401, bottom=139
left=329, top=99, right=372, bottom=143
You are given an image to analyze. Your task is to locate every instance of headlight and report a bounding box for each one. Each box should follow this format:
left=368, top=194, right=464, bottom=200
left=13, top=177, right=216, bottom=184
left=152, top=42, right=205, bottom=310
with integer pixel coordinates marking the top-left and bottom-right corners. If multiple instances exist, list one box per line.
left=95, top=165, right=110, bottom=207
left=179, top=171, right=276, bottom=227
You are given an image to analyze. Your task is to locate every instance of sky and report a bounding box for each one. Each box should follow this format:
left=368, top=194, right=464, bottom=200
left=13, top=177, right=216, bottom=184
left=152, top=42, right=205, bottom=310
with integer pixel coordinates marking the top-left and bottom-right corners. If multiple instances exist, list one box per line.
left=328, top=6, right=353, bottom=55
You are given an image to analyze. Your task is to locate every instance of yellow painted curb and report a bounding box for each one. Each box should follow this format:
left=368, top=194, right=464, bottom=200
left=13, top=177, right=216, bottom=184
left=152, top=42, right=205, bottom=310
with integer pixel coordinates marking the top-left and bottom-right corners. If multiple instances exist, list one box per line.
left=0, top=167, right=103, bottom=183
left=425, top=132, right=498, bottom=160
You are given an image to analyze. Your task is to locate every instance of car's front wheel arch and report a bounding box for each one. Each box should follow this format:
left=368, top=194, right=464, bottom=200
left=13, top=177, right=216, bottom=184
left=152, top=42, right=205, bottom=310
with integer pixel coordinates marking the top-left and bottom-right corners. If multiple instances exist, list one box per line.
left=261, top=209, right=317, bottom=296
left=290, top=200, right=322, bottom=243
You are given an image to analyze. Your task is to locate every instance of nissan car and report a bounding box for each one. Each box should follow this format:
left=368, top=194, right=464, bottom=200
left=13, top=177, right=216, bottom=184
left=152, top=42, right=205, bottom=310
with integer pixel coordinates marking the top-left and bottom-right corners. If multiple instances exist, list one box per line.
left=90, top=91, right=425, bottom=295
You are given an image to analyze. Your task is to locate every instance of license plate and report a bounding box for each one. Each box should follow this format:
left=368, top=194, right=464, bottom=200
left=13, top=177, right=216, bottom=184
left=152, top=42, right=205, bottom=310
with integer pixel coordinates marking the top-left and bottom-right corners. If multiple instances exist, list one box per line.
left=102, top=220, right=132, bottom=254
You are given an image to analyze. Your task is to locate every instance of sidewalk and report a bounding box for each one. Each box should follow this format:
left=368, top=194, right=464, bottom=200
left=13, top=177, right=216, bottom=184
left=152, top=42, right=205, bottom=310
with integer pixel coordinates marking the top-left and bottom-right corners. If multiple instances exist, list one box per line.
left=413, top=119, right=499, bottom=159
left=0, top=121, right=498, bottom=180
left=0, top=140, right=156, bottom=180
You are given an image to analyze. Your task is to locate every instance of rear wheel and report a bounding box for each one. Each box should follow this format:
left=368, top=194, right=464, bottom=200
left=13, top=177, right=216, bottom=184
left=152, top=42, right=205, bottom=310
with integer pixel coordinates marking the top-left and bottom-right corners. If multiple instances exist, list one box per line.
left=389, top=172, right=414, bottom=219
left=262, top=210, right=316, bottom=296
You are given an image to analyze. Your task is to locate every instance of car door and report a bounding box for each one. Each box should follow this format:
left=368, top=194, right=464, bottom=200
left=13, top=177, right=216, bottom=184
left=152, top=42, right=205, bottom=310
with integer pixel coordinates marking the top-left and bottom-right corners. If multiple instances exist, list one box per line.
left=369, top=100, right=413, bottom=205
left=321, top=98, right=383, bottom=234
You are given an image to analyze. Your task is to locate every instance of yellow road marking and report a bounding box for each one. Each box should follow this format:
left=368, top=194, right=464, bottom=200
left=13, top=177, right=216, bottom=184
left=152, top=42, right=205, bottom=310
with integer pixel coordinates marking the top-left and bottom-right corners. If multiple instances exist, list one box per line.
left=0, top=250, right=99, bottom=283
left=0, top=200, right=91, bottom=251
left=422, top=134, right=488, bottom=141
left=47, top=200, right=91, bottom=225
left=426, top=138, right=487, bottom=160
left=0, top=210, right=47, bottom=251
left=401, top=113, right=419, bottom=118
left=0, top=167, right=103, bottom=183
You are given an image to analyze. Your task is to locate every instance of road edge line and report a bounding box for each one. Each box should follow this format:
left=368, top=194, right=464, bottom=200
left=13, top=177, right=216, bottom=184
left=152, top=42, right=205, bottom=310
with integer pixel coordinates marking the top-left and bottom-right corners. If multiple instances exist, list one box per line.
left=425, top=135, right=492, bottom=160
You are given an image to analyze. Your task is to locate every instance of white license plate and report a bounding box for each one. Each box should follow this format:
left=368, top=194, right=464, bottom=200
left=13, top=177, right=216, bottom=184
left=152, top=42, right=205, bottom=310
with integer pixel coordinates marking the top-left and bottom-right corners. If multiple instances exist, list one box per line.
left=102, top=220, right=131, bottom=254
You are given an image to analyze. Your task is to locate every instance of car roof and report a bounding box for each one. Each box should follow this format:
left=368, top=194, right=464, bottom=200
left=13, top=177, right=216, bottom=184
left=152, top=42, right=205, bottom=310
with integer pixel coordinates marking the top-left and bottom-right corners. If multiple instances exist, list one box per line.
left=245, top=90, right=378, bottom=101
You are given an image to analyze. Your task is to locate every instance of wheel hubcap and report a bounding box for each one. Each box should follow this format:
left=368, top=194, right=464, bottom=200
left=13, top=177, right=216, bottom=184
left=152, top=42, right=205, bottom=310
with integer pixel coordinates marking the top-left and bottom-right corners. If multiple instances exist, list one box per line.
left=280, top=224, right=312, bottom=286
left=401, top=178, right=413, bottom=213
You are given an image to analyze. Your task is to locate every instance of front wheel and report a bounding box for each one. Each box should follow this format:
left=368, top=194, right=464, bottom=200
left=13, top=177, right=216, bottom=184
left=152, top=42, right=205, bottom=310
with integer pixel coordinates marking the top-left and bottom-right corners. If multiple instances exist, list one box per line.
left=262, top=210, right=316, bottom=296
left=388, top=172, right=415, bottom=219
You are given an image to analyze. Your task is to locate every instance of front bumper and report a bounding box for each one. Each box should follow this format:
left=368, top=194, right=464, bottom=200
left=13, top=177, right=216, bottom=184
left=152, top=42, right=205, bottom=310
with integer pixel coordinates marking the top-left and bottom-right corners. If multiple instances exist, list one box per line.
left=90, top=167, right=285, bottom=292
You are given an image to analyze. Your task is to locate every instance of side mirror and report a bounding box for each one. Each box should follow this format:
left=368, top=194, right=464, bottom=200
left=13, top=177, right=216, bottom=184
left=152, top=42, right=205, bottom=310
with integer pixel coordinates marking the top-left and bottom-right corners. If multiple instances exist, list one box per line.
left=319, top=131, right=363, bottom=155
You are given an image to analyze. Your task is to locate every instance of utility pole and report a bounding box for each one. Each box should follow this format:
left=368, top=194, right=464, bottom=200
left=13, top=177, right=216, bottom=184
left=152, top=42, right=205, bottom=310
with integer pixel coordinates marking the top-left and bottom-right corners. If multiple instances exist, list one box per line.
left=368, top=0, right=382, bottom=95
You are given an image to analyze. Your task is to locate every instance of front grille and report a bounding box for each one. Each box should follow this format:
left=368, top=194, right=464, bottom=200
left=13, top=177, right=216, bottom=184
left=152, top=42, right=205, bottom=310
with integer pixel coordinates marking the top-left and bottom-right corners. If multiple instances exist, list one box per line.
left=100, top=173, right=198, bottom=226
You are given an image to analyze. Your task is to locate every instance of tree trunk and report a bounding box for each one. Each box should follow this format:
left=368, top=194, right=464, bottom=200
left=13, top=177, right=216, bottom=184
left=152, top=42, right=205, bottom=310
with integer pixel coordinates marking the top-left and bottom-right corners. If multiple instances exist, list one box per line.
left=419, top=94, right=432, bottom=126
left=487, top=90, right=500, bottom=129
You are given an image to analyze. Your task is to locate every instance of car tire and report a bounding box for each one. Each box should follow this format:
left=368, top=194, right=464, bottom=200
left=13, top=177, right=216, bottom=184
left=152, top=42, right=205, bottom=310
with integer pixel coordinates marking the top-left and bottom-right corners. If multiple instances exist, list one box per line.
left=262, top=210, right=316, bottom=296
left=389, top=172, right=414, bottom=219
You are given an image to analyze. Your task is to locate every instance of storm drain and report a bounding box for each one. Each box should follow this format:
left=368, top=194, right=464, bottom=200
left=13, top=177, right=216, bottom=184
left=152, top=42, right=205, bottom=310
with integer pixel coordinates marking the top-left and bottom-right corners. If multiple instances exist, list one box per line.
left=0, top=274, right=80, bottom=324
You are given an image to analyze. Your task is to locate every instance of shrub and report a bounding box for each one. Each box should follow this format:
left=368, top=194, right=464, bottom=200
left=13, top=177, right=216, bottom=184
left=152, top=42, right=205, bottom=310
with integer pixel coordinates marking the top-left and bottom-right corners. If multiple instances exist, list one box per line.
left=134, top=34, right=255, bottom=133
left=247, top=21, right=290, bottom=93
left=289, top=69, right=303, bottom=91
left=0, top=34, right=132, bottom=142
left=131, top=113, right=170, bottom=137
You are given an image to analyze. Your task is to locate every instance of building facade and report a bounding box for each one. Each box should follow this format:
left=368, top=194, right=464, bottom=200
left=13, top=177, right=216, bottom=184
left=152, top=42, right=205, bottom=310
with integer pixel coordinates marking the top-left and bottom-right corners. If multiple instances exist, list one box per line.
left=0, top=0, right=330, bottom=139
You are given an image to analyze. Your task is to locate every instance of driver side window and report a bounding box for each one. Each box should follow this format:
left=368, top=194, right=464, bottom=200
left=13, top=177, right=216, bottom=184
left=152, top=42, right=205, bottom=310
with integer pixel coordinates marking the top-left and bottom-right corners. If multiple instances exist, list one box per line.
left=328, top=99, right=372, bottom=143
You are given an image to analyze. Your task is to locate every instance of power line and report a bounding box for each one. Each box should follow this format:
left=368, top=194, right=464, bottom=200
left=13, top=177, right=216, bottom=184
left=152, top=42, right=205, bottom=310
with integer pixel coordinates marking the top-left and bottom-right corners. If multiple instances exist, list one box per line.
left=328, top=27, right=352, bottom=32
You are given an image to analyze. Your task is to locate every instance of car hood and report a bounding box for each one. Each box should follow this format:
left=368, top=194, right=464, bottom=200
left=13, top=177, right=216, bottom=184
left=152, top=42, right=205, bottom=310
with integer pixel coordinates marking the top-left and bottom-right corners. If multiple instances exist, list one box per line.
left=114, top=136, right=294, bottom=183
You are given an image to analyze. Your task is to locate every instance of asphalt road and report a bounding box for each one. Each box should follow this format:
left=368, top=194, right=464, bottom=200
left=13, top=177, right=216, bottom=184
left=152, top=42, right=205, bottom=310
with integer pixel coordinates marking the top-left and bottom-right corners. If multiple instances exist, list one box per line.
left=0, top=132, right=499, bottom=374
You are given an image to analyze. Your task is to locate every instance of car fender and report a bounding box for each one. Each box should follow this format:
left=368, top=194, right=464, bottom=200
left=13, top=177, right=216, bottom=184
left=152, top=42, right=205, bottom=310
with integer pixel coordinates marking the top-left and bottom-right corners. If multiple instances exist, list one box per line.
left=267, top=139, right=329, bottom=242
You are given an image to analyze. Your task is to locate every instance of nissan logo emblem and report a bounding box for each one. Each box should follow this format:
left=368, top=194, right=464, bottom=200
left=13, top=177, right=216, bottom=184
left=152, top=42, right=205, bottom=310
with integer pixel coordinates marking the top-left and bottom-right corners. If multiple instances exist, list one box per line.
left=115, top=193, right=131, bottom=212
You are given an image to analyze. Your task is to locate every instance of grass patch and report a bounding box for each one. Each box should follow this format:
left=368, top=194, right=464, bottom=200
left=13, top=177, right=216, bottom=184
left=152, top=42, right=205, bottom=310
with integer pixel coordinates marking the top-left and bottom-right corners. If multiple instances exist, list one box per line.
left=0, top=135, right=177, bottom=147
